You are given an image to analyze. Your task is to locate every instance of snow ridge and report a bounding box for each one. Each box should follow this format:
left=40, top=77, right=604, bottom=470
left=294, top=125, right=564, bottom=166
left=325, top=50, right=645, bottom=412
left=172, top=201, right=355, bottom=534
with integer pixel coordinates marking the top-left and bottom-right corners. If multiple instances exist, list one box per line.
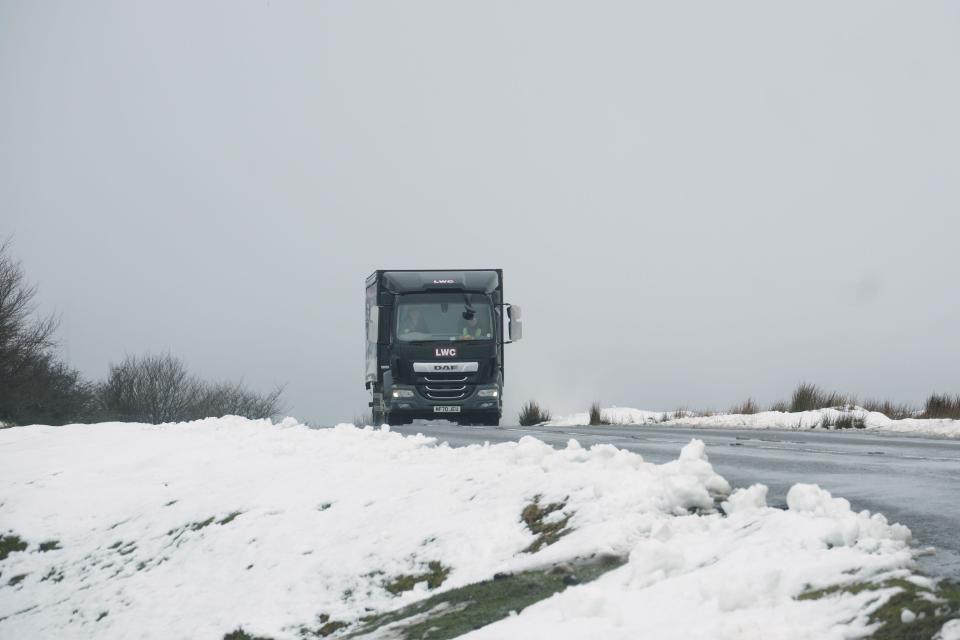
left=0, top=418, right=929, bottom=639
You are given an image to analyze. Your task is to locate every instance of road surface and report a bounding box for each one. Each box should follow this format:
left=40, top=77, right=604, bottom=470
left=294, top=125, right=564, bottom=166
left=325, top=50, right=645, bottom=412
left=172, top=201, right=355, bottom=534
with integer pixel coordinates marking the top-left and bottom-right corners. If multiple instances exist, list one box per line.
left=391, top=422, right=960, bottom=581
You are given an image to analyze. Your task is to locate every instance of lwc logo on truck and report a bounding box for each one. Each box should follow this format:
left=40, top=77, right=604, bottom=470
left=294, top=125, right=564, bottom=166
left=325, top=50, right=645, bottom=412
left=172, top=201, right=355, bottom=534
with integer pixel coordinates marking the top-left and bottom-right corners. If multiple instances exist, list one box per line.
left=434, top=347, right=457, bottom=357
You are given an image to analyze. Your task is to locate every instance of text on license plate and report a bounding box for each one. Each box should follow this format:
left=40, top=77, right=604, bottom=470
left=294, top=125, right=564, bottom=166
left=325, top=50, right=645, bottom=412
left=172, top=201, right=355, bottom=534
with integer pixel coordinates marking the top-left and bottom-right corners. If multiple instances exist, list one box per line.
left=433, top=406, right=461, bottom=413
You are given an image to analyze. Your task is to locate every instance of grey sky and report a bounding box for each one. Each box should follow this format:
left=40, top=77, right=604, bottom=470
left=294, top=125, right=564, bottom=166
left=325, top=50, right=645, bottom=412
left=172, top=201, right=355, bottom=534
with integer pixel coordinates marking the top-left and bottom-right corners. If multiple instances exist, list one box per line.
left=2, top=1, right=958, bottom=424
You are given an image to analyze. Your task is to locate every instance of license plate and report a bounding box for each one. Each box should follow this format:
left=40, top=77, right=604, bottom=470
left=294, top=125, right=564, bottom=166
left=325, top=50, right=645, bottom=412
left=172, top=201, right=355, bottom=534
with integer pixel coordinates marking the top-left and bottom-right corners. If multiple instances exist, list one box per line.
left=433, top=406, right=461, bottom=413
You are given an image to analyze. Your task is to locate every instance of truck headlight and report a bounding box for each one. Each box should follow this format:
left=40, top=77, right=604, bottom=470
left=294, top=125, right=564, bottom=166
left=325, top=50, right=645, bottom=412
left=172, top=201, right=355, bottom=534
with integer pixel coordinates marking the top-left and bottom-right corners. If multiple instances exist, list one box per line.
left=392, top=389, right=414, bottom=398
left=478, top=388, right=499, bottom=397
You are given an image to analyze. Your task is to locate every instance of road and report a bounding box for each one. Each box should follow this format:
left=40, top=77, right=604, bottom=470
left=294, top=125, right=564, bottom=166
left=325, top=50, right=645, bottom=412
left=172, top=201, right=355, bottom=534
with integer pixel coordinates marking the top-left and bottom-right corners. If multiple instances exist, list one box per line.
left=391, top=422, right=960, bottom=581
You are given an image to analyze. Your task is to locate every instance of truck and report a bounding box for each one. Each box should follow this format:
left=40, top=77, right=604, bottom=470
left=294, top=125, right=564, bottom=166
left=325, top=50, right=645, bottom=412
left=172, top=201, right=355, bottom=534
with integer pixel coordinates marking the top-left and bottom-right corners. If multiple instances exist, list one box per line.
left=365, top=269, right=522, bottom=426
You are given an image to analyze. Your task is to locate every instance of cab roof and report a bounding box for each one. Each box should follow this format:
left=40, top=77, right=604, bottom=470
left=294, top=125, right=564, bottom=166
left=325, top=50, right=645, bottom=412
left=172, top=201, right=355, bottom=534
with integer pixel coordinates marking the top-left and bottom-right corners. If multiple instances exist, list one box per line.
left=377, top=270, right=501, bottom=294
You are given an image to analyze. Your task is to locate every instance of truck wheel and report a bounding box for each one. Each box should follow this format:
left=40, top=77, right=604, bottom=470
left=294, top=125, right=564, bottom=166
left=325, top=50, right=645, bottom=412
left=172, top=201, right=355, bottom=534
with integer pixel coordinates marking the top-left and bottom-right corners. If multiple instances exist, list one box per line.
left=483, top=415, right=500, bottom=427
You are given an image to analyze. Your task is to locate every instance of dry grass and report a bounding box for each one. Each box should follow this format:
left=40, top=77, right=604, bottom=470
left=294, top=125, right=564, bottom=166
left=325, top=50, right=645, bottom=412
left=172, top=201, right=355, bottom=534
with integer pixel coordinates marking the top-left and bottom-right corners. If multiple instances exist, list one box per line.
left=518, top=401, right=551, bottom=427
left=861, top=399, right=916, bottom=420
left=521, top=497, right=571, bottom=553
left=819, top=412, right=866, bottom=430
left=922, top=393, right=960, bottom=419
left=384, top=561, right=451, bottom=595
left=790, top=383, right=850, bottom=412
left=769, top=400, right=790, bottom=412
left=729, top=398, right=760, bottom=415
left=589, top=402, right=608, bottom=426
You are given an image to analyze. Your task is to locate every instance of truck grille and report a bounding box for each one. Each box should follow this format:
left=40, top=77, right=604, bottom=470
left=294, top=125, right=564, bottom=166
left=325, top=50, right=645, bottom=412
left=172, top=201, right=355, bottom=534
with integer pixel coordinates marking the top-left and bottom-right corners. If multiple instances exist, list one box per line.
left=417, top=372, right=473, bottom=400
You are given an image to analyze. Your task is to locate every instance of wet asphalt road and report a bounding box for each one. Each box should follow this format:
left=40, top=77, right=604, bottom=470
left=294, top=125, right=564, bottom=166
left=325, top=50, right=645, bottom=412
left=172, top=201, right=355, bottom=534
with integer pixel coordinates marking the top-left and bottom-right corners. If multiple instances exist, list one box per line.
left=390, top=422, right=960, bottom=581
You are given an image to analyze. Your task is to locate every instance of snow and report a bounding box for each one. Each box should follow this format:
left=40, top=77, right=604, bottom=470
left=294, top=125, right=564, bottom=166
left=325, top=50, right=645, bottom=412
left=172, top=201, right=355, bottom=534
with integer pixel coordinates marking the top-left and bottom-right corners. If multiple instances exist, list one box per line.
left=937, top=619, right=960, bottom=640
left=544, top=406, right=960, bottom=439
left=0, top=417, right=945, bottom=639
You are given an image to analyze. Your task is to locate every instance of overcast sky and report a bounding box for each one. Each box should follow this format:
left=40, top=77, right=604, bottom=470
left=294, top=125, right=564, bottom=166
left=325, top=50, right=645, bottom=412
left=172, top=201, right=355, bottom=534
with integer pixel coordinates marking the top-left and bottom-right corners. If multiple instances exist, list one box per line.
left=2, top=1, right=959, bottom=424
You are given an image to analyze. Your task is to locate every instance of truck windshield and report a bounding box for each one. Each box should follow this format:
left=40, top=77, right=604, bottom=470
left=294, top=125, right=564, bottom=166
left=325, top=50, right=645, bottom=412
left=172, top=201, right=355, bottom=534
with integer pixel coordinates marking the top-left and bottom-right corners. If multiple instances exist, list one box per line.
left=396, top=293, right=495, bottom=342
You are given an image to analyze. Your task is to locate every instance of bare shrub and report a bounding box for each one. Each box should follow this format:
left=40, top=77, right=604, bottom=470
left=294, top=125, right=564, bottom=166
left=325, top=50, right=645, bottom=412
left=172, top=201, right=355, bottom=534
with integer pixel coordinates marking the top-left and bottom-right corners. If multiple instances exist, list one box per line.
left=922, top=393, right=960, bottom=420
left=0, top=240, right=96, bottom=425
left=790, top=383, right=849, bottom=412
left=97, top=353, right=283, bottom=423
left=97, top=353, right=203, bottom=423
left=518, top=401, right=551, bottom=427
left=8, top=356, right=98, bottom=425
left=729, top=398, right=760, bottom=415
left=589, top=402, right=608, bottom=426
left=193, top=379, right=285, bottom=420
left=0, top=240, right=57, bottom=363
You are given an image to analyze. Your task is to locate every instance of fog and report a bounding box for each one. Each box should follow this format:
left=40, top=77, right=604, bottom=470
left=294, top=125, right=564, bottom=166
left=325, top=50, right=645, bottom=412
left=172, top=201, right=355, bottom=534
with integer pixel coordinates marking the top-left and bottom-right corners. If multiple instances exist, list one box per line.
left=2, top=1, right=958, bottom=424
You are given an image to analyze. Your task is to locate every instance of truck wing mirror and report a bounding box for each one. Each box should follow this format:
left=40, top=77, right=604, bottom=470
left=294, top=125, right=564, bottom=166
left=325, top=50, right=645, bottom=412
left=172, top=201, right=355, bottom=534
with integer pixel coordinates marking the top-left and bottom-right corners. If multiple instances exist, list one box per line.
left=507, top=304, right=522, bottom=342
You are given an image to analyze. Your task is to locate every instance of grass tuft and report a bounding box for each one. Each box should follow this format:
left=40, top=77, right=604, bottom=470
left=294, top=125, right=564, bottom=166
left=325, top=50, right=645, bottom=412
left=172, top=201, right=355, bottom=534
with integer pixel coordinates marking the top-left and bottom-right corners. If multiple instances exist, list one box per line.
left=41, top=567, right=64, bottom=582
left=819, top=413, right=866, bottom=430
left=790, top=383, right=850, bottom=412
left=38, top=540, right=61, bottom=552
left=0, top=534, right=28, bottom=561
left=224, top=629, right=274, bottom=640
left=518, top=401, right=551, bottom=426
left=729, top=398, right=760, bottom=415
left=769, top=399, right=790, bottom=412
left=922, top=393, right=960, bottom=419
left=299, top=613, right=348, bottom=638
left=384, top=561, right=451, bottom=595
left=217, top=512, right=242, bottom=526
left=521, top=496, right=571, bottom=553
left=861, top=399, right=916, bottom=420
left=7, top=573, right=27, bottom=586
left=190, top=517, right=216, bottom=531
left=588, top=402, right=608, bottom=426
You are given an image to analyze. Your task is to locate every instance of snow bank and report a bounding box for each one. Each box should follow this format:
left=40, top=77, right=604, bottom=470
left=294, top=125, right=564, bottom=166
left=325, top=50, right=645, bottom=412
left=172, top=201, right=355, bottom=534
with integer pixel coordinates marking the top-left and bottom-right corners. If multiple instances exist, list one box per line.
left=545, top=406, right=960, bottom=438
left=0, top=417, right=930, bottom=639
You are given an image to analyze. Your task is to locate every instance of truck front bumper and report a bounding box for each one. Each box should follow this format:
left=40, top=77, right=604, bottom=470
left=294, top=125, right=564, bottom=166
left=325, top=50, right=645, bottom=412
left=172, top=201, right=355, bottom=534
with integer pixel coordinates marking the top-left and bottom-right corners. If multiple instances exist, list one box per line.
left=387, top=385, right=501, bottom=418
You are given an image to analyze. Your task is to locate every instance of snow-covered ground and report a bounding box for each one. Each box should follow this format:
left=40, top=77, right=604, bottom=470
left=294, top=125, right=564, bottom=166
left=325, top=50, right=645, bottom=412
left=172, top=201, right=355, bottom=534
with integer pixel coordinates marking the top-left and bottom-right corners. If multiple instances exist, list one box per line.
left=0, top=417, right=955, bottom=639
left=546, top=407, right=960, bottom=439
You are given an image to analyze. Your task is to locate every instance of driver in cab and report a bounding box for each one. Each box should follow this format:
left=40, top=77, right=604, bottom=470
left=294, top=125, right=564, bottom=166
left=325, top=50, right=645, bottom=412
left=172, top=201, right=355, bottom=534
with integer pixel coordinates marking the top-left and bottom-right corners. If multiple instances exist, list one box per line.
left=459, top=311, right=489, bottom=340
